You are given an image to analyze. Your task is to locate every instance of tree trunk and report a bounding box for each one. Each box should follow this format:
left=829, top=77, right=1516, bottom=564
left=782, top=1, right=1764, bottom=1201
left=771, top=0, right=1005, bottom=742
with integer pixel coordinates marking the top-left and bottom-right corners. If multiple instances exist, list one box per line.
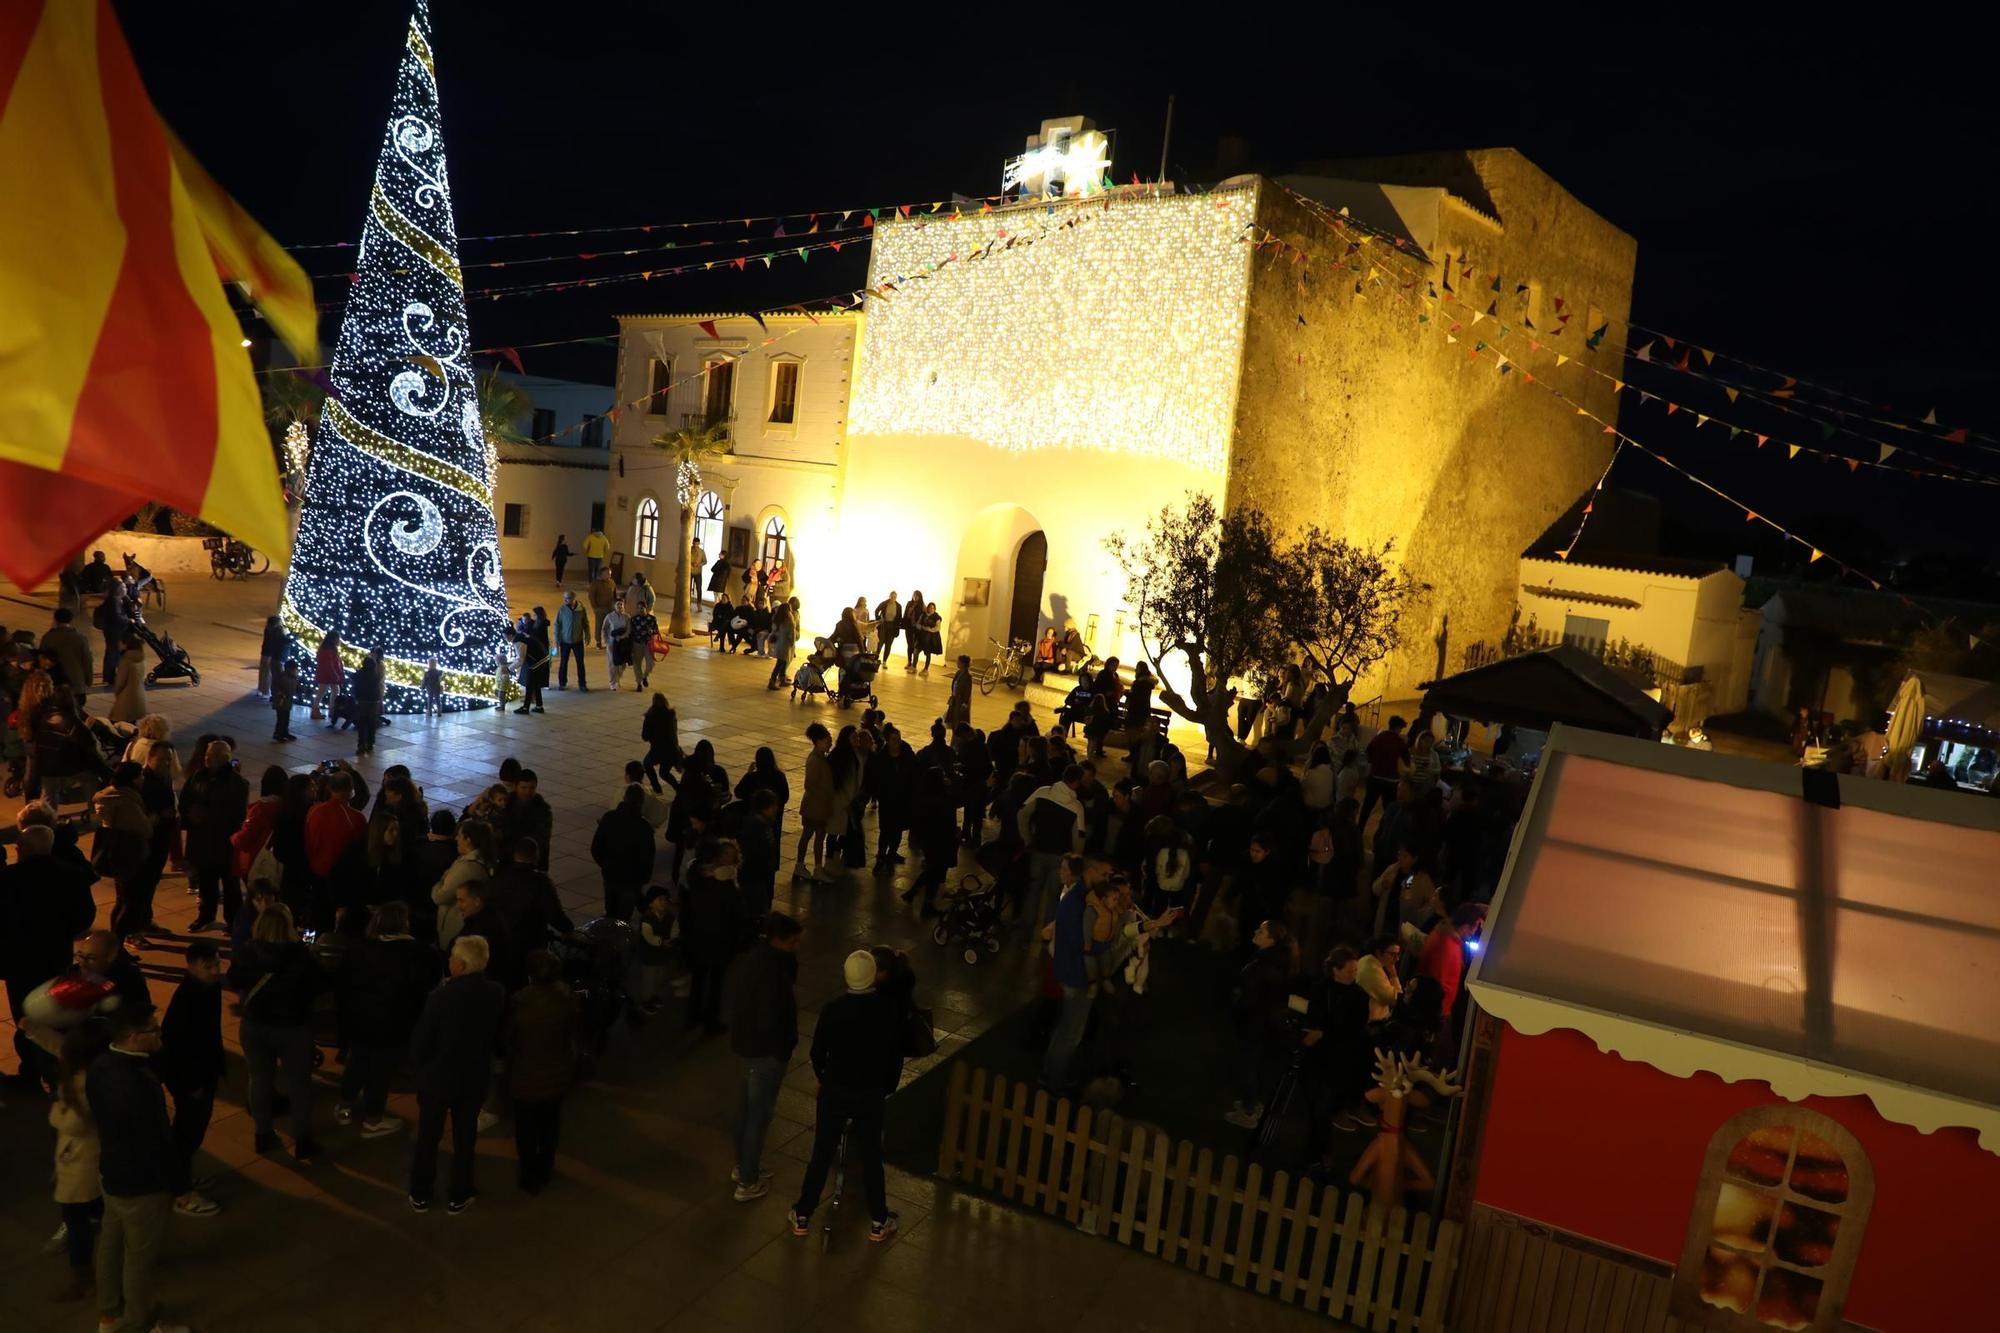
left=1164, top=653, right=1251, bottom=781
left=668, top=500, right=696, bottom=639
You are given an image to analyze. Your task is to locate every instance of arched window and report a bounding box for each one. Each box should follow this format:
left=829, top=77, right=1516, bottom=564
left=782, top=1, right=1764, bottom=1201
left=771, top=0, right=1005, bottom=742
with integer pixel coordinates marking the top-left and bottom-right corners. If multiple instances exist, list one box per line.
left=1670, top=1107, right=1873, bottom=1333
left=634, top=497, right=659, bottom=560
left=761, top=515, right=788, bottom=566
left=695, top=491, right=724, bottom=566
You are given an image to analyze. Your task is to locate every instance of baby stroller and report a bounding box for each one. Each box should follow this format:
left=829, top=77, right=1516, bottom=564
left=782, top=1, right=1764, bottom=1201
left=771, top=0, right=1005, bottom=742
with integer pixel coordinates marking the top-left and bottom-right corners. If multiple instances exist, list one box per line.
left=931, top=871, right=1006, bottom=964
left=837, top=650, right=880, bottom=709
left=790, top=639, right=836, bottom=703
left=553, top=916, right=634, bottom=1056
left=131, top=615, right=199, bottom=687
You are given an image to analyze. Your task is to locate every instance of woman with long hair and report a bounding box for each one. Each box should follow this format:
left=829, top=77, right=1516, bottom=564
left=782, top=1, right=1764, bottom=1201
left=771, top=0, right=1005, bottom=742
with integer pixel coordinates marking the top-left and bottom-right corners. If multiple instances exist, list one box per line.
left=902, top=589, right=926, bottom=673
left=640, top=693, right=681, bottom=792
left=912, top=600, right=943, bottom=675
left=667, top=738, right=727, bottom=849
left=229, top=902, right=326, bottom=1161
left=794, top=723, right=836, bottom=881
left=735, top=745, right=790, bottom=839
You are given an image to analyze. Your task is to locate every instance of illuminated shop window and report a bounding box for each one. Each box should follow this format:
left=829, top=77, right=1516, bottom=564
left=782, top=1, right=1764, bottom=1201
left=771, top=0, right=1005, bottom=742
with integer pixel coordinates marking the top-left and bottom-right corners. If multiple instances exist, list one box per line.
left=1671, top=1109, right=1873, bottom=1333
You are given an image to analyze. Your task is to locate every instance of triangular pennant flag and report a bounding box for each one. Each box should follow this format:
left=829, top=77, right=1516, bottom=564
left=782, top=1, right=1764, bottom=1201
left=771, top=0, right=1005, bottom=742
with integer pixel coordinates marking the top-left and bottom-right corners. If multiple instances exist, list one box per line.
left=1666, top=402, right=1679, bottom=415
left=773, top=223, right=787, bottom=237
left=1555, top=353, right=1569, bottom=366
left=1944, top=428, right=1969, bottom=443
left=1923, top=408, right=1937, bottom=425
left=749, top=312, right=769, bottom=335
left=1809, top=548, right=1824, bottom=563
left=1612, top=380, right=1625, bottom=392
left=1847, top=459, right=1859, bottom=472
left=1701, top=348, right=1715, bottom=365
left=1696, top=414, right=1708, bottom=427
left=1489, top=275, right=1502, bottom=292
left=697, top=319, right=721, bottom=340
left=1756, top=434, right=1769, bottom=447
left=1725, top=387, right=1739, bottom=402
left=1880, top=444, right=1897, bottom=463
left=1634, top=341, right=1654, bottom=361
left=1554, top=548, right=1572, bottom=560
left=1746, top=511, right=1758, bottom=522
left=1602, top=424, right=1617, bottom=435
left=1485, top=300, right=1499, bottom=317
left=1788, top=445, right=1800, bottom=458
left=1675, top=349, right=1690, bottom=371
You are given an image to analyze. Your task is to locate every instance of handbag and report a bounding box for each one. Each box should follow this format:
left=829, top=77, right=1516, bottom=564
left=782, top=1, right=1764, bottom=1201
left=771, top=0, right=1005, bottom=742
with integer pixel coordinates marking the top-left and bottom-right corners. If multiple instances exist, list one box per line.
left=649, top=634, right=672, bottom=656
left=248, top=835, right=280, bottom=890
left=902, top=1004, right=937, bottom=1058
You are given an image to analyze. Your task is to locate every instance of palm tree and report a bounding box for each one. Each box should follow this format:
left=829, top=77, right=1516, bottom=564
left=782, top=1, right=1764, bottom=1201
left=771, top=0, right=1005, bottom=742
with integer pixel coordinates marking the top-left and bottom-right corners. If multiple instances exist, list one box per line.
left=650, top=420, right=732, bottom=638
left=262, top=370, right=326, bottom=481
left=476, top=370, right=535, bottom=446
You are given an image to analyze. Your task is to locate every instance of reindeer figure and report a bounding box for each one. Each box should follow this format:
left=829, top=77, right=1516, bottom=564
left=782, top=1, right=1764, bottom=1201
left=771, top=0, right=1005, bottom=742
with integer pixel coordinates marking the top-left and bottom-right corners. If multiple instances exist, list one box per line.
left=1349, top=1049, right=1463, bottom=1211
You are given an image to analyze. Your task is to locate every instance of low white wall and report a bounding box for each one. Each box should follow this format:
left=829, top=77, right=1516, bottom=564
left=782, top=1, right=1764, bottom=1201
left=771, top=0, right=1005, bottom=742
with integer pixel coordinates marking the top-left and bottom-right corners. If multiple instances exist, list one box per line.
left=87, top=529, right=288, bottom=576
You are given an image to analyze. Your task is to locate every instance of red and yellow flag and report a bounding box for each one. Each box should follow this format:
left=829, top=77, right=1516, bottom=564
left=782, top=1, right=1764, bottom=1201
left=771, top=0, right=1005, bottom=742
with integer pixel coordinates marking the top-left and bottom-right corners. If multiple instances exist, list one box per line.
left=0, top=0, right=317, bottom=588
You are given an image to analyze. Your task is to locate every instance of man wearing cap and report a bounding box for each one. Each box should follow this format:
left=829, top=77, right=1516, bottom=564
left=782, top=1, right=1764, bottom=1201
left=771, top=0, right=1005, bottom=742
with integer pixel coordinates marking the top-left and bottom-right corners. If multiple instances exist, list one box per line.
left=787, top=949, right=905, bottom=1242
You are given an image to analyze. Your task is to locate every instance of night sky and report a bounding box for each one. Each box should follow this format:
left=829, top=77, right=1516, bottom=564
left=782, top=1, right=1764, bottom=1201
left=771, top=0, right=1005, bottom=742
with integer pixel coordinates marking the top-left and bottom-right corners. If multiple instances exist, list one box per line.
left=116, top=3, right=1997, bottom=588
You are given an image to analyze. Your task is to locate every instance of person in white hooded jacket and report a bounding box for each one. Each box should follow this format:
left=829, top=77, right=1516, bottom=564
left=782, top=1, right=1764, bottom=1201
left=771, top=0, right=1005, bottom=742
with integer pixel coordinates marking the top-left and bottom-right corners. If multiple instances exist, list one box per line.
left=431, top=820, right=494, bottom=949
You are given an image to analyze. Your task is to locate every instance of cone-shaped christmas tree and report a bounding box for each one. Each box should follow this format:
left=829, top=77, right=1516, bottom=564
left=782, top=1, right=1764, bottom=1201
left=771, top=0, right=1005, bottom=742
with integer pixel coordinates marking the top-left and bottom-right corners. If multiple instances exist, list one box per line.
left=279, top=0, right=509, bottom=711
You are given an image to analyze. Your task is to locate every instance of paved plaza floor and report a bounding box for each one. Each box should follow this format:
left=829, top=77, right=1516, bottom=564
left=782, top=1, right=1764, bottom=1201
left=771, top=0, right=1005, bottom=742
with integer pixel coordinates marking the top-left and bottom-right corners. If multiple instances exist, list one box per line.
left=0, top=570, right=1322, bottom=1332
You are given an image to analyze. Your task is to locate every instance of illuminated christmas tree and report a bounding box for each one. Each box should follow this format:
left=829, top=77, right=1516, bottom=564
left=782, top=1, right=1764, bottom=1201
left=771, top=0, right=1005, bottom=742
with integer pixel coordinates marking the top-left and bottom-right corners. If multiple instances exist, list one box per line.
left=279, top=0, right=509, bottom=711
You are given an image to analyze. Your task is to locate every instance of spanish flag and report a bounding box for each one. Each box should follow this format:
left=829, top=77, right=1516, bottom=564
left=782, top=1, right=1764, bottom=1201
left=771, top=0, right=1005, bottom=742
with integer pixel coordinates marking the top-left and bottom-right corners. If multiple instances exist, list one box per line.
left=0, top=0, right=317, bottom=588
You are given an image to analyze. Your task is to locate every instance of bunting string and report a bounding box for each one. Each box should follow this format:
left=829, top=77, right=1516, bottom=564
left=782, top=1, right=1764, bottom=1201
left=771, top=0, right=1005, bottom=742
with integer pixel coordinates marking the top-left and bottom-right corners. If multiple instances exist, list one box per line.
left=1274, top=185, right=1997, bottom=471
left=1262, top=191, right=2000, bottom=487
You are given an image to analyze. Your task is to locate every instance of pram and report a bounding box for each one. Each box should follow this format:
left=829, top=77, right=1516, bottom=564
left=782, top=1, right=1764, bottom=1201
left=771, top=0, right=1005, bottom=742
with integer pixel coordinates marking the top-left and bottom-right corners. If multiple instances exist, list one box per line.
left=551, top=916, right=635, bottom=1056
left=132, top=614, right=198, bottom=687
left=790, top=641, right=836, bottom=703
left=930, top=870, right=1006, bottom=964
left=837, top=650, right=880, bottom=709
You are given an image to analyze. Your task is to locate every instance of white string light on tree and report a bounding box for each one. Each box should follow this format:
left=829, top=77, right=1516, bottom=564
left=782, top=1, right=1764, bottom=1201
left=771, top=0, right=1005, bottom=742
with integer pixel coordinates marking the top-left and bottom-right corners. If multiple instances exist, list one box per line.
left=278, top=0, right=512, bottom=708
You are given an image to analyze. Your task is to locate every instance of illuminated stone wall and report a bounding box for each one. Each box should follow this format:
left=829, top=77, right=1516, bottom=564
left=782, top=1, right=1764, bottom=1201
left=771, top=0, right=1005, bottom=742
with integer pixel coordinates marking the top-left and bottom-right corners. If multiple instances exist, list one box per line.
left=849, top=191, right=1256, bottom=472
left=836, top=191, right=1251, bottom=658
left=1229, top=150, right=1638, bottom=701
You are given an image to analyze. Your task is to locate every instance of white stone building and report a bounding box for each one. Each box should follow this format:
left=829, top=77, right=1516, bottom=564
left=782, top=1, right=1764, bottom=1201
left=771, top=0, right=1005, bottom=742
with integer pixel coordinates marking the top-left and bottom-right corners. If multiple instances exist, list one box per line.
left=487, top=373, right=611, bottom=576
left=605, top=313, right=856, bottom=615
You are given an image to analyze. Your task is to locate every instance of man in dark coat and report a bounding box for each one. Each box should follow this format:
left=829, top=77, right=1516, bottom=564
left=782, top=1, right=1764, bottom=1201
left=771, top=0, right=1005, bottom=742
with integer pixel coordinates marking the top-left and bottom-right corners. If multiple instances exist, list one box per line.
left=722, top=913, right=800, bottom=1201
left=88, top=1003, right=181, bottom=1331
left=492, top=839, right=572, bottom=954
left=408, top=935, right=507, bottom=1213
left=179, top=739, right=250, bottom=932
left=679, top=843, right=749, bottom=1035
left=869, top=726, right=916, bottom=871
left=589, top=787, right=656, bottom=922
left=787, top=949, right=905, bottom=1240
left=0, top=819, right=97, bottom=1082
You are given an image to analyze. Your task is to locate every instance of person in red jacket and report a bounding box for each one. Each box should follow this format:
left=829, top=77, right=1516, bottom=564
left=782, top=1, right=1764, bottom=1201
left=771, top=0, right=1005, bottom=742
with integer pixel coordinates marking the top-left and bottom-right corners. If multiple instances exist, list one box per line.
left=231, top=766, right=287, bottom=881
left=311, top=630, right=344, bottom=723
left=305, top=773, right=367, bottom=877
left=1417, top=903, right=1486, bottom=1025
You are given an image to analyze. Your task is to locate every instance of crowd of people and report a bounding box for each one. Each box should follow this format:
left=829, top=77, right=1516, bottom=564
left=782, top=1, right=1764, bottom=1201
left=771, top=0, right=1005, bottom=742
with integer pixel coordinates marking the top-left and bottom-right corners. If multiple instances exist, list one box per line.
left=1, top=545, right=1536, bottom=1328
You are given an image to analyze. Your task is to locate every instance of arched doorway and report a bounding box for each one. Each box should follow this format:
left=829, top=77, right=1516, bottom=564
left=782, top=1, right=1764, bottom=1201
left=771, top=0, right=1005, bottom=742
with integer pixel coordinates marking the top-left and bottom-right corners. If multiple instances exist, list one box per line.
left=948, top=502, right=1045, bottom=660
left=1008, top=531, right=1047, bottom=646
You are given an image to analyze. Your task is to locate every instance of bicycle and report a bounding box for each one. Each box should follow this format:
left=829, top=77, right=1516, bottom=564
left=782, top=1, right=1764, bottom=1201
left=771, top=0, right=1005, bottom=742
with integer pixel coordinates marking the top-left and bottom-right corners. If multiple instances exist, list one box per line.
left=977, top=636, right=1030, bottom=695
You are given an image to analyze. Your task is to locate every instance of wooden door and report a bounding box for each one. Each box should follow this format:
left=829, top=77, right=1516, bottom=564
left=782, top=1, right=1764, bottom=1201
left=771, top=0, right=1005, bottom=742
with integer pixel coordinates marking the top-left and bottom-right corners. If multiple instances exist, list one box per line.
left=1008, top=530, right=1047, bottom=646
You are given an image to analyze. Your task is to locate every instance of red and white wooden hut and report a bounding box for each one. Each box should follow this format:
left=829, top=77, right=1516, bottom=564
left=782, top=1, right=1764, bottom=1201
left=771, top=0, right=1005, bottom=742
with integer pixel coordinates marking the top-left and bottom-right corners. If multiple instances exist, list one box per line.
left=1446, top=726, right=2000, bottom=1333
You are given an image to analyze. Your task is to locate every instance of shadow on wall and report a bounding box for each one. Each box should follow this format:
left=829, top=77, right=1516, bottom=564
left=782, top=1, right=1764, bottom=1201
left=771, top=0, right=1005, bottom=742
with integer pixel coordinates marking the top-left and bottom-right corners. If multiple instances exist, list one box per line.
left=1390, top=393, right=1596, bottom=696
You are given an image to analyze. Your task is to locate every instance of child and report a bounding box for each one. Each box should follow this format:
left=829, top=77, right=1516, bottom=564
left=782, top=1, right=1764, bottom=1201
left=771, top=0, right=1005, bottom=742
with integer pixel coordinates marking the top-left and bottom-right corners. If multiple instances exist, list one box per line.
left=630, top=887, right=675, bottom=1018
left=49, top=1025, right=109, bottom=1300
left=493, top=637, right=514, bottom=713
left=160, top=940, right=224, bottom=1217
left=272, top=659, right=300, bottom=742
left=422, top=659, right=444, bottom=717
